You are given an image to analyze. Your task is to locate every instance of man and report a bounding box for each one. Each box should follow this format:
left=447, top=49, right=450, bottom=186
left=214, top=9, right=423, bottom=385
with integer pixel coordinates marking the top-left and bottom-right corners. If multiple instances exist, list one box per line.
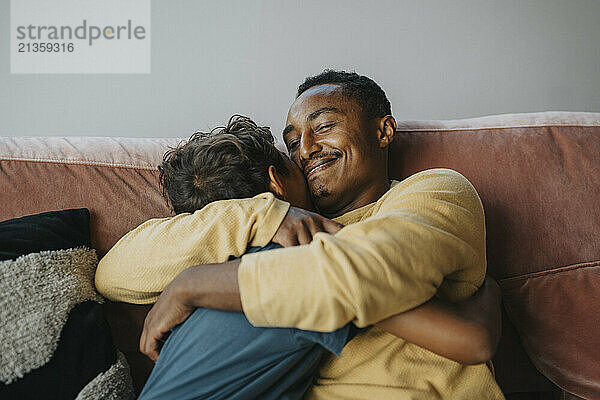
left=122, top=70, right=505, bottom=398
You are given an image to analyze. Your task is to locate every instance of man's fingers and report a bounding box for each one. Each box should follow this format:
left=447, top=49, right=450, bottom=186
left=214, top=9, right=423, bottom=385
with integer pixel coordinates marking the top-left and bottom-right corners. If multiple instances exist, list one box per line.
left=319, top=217, right=344, bottom=234
left=140, top=316, right=155, bottom=362
left=146, top=336, right=160, bottom=363
left=287, top=235, right=300, bottom=247
left=273, top=233, right=299, bottom=247
left=140, top=311, right=164, bottom=363
left=144, top=344, right=158, bottom=363
left=139, top=323, right=147, bottom=355
left=143, top=328, right=163, bottom=363
left=138, top=275, right=197, bottom=363
left=140, top=320, right=152, bottom=360
left=272, top=206, right=344, bottom=247
left=296, top=222, right=313, bottom=245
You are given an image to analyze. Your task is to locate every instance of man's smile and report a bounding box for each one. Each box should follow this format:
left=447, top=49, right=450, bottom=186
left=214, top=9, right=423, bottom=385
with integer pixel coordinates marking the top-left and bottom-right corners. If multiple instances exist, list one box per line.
left=304, top=156, right=340, bottom=179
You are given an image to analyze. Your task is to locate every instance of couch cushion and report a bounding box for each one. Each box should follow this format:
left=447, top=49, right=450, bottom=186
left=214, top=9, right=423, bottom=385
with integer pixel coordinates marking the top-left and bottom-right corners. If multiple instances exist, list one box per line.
left=391, top=112, right=600, bottom=279
left=500, top=261, right=600, bottom=399
left=389, top=111, right=600, bottom=397
left=0, top=244, right=133, bottom=399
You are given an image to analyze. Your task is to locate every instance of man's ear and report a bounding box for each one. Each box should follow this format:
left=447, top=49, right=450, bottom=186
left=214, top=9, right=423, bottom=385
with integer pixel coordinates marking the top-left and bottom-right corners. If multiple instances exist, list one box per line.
left=267, top=165, right=285, bottom=199
left=377, top=116, right=396, bottom=148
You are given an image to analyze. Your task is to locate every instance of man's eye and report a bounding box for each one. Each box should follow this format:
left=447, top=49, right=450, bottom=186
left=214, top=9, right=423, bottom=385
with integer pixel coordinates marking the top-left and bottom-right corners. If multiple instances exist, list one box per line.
left=316, top=123, right=335, bottom=132
left=288, top=140, right=299, bottom=150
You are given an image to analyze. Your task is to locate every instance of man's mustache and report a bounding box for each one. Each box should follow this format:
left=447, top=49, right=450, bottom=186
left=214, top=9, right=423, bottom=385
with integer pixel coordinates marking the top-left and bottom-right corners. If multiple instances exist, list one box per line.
left=301, top=151, right=343, bottom=175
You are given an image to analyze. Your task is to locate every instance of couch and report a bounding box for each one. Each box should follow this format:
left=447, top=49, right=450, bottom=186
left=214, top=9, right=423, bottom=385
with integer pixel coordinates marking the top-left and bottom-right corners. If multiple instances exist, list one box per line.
left=1, top=111, right=598, bottom=399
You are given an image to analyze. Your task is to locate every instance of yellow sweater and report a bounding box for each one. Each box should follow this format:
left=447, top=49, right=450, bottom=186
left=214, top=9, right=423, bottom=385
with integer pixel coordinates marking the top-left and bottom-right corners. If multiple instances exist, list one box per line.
left=95, top=168, right=505, bottom=399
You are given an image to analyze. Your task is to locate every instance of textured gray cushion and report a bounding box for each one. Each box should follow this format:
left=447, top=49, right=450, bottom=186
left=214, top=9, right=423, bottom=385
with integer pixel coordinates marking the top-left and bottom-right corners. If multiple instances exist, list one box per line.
left=0, top=247, right=134, bottom=399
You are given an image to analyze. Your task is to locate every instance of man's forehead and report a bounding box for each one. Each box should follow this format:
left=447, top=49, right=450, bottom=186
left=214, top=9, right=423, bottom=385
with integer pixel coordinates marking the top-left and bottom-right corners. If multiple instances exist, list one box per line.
left=287, top=84, right=347, bottom=119
left=298, top=83, right=344, bottom=99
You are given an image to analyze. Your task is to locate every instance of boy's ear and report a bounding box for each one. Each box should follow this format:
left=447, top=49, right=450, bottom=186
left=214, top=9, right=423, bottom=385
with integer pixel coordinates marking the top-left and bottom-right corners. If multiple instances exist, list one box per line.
left=267, top=165, right=285, bottom=199
left=377, top=115, right=396, bottom=148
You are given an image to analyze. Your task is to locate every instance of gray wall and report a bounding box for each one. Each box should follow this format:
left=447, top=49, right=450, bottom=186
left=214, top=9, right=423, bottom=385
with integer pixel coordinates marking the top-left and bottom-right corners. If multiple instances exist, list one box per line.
left=1, top=0, right=599, bottom=141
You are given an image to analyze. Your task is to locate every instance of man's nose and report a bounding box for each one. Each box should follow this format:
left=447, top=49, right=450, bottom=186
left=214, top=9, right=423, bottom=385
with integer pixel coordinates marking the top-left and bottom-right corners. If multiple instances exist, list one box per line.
left=299, top=131, right=321, bottom=162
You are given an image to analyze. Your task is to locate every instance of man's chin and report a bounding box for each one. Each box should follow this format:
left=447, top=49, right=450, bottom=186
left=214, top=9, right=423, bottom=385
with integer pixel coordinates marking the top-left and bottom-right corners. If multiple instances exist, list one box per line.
left=309, top=181, right=331, bottom=200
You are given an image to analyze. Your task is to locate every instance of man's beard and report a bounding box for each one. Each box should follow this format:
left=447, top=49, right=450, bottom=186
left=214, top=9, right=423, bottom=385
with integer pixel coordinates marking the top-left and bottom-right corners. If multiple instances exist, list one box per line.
left=310, top=180, right=331, bottom=201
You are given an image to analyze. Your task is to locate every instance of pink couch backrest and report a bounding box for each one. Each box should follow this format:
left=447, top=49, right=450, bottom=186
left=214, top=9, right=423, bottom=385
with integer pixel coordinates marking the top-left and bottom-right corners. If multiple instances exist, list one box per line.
left=2, top=111, right=599, bottom=398
left=389, top=111, right=600, bottom=399
left=0, top=136, right=178, bottom=256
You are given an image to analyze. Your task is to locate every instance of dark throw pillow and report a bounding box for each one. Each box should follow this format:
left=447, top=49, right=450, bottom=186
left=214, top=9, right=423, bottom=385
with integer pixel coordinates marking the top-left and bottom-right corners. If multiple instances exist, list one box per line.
left=0, top=208, right=91, bottom=261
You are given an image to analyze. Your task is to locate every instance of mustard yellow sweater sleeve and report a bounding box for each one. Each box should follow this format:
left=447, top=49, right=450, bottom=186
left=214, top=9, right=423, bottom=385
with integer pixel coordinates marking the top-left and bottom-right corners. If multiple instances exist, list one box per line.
left=95, top=192, right=289, bottom=304
left=238, top=169, right=487, bottom=331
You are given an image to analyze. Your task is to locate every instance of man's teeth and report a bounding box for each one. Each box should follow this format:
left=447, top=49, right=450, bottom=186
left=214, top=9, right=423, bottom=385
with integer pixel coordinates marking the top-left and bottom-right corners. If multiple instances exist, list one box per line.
left=309, top=158, right=336, bottom=174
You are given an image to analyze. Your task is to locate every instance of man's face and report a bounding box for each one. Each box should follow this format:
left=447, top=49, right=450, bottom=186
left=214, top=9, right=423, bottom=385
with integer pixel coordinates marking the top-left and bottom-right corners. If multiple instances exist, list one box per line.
left=283, top=84, right=384, bottom=216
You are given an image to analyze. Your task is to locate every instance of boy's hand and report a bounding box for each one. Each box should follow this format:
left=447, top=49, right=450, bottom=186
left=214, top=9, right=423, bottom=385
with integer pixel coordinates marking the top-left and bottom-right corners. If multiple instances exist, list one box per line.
left=272, top=206, right=344, bottom=247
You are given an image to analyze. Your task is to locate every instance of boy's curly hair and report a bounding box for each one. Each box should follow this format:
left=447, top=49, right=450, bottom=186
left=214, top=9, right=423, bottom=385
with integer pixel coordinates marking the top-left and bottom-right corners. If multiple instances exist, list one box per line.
left=159, top=115, right=289, bottom=214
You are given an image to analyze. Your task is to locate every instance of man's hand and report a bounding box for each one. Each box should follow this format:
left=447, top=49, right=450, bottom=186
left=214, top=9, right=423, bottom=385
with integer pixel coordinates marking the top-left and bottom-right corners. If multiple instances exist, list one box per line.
left=139, top=273, right=195, bottom=362
left=272, top=206, right=344, bottom=247
left=139, top=260, right=242, bottom=362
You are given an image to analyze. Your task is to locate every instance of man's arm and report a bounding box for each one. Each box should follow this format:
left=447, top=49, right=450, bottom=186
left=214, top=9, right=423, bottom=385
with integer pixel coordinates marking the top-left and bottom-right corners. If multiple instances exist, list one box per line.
left=139, top=262, right=502, bottom=365
left=238, top=169, right=487, bottom=331
left=147, top=169, right=486, bottom=329
left=140, top=169, right=489, bottom=359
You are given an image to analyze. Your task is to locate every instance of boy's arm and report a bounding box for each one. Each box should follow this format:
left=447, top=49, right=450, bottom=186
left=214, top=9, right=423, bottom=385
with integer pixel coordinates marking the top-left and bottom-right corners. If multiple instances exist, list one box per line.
left=95, top=192, right=341, bottom=304
left=95, top=192, right=290, bottom=303
left=374, top=276, right=502, bottom=365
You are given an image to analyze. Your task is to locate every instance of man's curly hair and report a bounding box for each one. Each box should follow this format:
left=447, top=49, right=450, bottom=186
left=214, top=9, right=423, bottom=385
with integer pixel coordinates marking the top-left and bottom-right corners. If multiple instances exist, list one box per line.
left=159, top=115, right=289, bottom=214
left=297, top=69, right=391, bottom=120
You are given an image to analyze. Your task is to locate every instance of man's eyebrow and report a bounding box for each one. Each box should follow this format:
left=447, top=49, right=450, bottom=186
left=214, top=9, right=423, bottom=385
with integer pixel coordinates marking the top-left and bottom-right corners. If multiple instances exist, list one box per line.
left=282, top=124, right=295, bottom=139
left=307, top=107, right=341, bottom=121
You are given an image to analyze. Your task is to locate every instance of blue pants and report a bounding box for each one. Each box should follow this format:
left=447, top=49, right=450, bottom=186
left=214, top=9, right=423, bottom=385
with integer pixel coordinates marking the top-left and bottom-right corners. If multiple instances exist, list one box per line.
left=139, top=244, right=361, bottom=400
left=138, top=307, right=355, bottom=400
